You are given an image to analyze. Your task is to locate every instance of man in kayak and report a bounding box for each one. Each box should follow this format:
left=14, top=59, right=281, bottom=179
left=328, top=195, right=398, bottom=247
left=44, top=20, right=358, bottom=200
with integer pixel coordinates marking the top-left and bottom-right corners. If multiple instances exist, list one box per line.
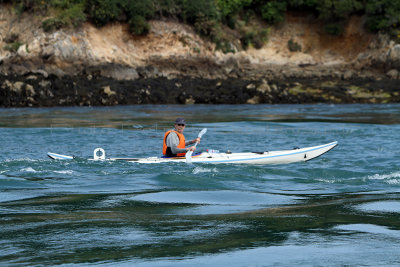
left=163, top=118, right=201, bottom=157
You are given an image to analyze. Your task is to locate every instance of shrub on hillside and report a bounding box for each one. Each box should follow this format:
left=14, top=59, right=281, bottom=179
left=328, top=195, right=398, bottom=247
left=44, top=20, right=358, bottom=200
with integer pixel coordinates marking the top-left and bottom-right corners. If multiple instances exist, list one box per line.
left=85, top=0, right=123, bottom=26
left=260, top=1, right=287, bottom=24
left=365, top=0, right=400, bottom=32
left=153, top=0, right=183, bottom=18
left=42, top=17, right=65, bottom=32
left=125, top=0, right=154, bottom=34
left=316, top=0, right=363, bottom=21
left=217, top=0, right=253, bottom=17
left=4, top=41, right=24, bottom=52
left=61, top=2, right=86, bottom=27
left=41, top=2, right=86, bottom=31
left=128, top=15, right=150, bottom=35
left=240, top=27, right=269, bottom=49
left=180, top=0, right=218, bottom=24
left=287, top=38, right=301, bottom=52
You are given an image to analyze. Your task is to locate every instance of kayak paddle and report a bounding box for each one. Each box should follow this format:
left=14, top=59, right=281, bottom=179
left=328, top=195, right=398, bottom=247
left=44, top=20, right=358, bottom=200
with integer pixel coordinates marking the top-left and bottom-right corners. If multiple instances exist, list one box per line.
left=186, top=128, right=207, bottom=163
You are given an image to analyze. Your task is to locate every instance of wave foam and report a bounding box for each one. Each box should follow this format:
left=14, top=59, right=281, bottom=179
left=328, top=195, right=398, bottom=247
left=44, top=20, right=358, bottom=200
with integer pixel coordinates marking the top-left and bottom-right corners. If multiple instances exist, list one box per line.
left=2, top=158, right=41, bottom=163
left=53, top=170, right=74, bottom=174
left=192, top=167, right=218, bottom=174
left=366, top=171, right=400, bottom=184
left=315, top=171, right=400, bottom=185
left=20, top=167, right=38, bottom=173
left=367, top=171, right=400, bottom=180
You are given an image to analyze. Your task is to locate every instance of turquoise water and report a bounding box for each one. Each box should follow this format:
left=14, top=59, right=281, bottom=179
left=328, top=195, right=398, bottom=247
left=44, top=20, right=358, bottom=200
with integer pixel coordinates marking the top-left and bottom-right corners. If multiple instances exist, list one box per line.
left=1, top=104, right=400, bottom=266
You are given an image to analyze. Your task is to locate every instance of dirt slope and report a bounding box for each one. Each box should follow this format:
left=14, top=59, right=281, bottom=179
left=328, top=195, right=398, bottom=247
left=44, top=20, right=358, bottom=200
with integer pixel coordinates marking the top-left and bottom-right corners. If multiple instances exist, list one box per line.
left=0, top=5, right=398, bottom=81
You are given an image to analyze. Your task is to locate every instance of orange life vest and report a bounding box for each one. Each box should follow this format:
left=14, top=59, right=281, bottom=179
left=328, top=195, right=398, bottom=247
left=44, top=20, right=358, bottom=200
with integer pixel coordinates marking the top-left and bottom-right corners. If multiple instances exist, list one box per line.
left=163, top=130, right=186, bottom=156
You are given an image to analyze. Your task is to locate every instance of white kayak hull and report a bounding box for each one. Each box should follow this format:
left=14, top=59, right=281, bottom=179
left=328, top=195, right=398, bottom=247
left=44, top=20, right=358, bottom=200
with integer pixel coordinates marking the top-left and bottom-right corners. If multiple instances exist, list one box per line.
left=48, top=141, right=337, bottom=165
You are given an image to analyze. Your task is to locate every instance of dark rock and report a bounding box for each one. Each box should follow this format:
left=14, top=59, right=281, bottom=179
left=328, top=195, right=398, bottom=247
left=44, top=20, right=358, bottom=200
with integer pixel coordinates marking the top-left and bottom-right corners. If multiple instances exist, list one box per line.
left=0, top=72, right=399, bottom=107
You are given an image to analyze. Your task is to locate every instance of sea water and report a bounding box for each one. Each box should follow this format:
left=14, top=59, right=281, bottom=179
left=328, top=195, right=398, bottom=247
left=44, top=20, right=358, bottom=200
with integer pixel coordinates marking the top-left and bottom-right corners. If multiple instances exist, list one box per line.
left=0, top=104, right=400, bottom=266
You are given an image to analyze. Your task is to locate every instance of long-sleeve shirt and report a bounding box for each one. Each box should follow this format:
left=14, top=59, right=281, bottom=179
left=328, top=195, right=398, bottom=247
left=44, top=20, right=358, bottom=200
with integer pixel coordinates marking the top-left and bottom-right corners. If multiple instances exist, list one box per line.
left=165, top=131, right=193, bottom=154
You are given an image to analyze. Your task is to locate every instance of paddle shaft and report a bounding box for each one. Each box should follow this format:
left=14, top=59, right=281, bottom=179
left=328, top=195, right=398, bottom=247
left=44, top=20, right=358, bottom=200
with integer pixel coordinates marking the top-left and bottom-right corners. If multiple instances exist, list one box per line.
left=185, top=128, right=207, bottom=163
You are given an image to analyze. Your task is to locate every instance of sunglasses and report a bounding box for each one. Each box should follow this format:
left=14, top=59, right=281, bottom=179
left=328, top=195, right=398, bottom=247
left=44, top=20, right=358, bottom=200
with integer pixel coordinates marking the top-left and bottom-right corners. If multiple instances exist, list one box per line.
left=177, top=124, right=185, bottom=126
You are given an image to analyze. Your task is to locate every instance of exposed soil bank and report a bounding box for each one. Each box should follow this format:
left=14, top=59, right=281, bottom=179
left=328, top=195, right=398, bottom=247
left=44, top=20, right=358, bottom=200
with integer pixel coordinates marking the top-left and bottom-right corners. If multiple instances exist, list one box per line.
left=1, top=6, right=399, bottom=107
left=1, top=73, right=398, bottom=107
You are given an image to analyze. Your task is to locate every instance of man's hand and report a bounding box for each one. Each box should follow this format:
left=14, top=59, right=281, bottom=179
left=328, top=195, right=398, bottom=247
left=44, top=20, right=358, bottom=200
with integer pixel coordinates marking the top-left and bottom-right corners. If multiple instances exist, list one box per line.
left=187, top=146, right=196, bottom=152
left=193, top=137, right=201, bottom=144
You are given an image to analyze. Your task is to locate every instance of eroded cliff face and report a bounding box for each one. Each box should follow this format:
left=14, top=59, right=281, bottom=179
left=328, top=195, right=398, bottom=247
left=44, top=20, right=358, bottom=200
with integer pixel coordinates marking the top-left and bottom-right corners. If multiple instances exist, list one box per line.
left=0, top=5, right=399, bottom=106
left=1, top=4, right=399, bottom=80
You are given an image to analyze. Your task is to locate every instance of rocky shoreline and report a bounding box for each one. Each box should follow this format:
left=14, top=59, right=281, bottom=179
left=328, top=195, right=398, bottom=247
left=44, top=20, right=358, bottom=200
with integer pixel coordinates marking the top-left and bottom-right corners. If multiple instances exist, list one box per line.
left=1, top=8, right=399, bottom=107
left=1, top=72, right=399, bottom=107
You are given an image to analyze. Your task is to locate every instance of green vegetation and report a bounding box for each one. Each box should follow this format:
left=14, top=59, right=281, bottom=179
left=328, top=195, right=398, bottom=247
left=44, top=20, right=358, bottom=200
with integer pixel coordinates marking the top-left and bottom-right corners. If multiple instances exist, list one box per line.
left=2, top=32, right=23, bottom=52
left=7, top=0, right=400, bottom=52
left=4, top=41, right=23, bottom=52
left=42, top=1, right=86, bottom=31
left=287, top=38, right=301, bottom=52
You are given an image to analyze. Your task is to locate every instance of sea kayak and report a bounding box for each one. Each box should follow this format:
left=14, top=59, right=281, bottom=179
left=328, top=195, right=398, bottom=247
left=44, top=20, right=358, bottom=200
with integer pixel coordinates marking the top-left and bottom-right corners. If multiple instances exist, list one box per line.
left=48, top=141, right=337, bottom=165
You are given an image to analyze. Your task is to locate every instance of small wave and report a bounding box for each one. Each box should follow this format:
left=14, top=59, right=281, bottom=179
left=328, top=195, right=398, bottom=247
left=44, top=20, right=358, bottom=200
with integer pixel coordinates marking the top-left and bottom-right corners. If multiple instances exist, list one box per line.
left=20, top=167, right=38, bottom=173
left=366, top=171, right=400, bottom=185
left=2, top=158, right=41, bottom=163
left=367, top=171, right=400, bottom=180
left=315, top=171, right=400, bottom=185
left=386, top=179, right=400, bottom=185
left=53, top=170, right=74, bottom=174
left=192, top=167, right=218, bottom=174
left=315, top=178, right=337, bottom=184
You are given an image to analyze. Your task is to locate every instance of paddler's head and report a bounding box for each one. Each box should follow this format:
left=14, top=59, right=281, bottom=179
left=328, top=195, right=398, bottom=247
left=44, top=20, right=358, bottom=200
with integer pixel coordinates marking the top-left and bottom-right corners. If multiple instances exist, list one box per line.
left=174, top=118, right=186, bottom=133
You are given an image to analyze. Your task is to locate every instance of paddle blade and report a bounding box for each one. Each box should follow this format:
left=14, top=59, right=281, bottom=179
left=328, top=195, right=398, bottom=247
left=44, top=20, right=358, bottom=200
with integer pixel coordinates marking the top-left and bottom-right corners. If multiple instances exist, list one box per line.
left=186, top=128, right=207, bottom=164
left=185, top=151, right=193, bottom=163
left=198, top=128, right=207, bottom=138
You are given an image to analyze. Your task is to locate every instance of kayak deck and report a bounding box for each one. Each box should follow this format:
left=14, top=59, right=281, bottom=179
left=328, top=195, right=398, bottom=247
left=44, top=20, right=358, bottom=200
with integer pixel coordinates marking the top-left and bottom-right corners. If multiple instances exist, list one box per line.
left=48, top=141, right=337, bottom=165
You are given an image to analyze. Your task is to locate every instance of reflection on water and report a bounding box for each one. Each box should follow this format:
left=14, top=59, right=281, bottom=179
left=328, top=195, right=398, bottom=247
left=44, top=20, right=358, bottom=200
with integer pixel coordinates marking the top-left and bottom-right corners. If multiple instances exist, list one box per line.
left=1, top=104, right=400, bottom=128
left=1, top=192, right=400, bottom=265
left=355, top=201, right=400, bottom=213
